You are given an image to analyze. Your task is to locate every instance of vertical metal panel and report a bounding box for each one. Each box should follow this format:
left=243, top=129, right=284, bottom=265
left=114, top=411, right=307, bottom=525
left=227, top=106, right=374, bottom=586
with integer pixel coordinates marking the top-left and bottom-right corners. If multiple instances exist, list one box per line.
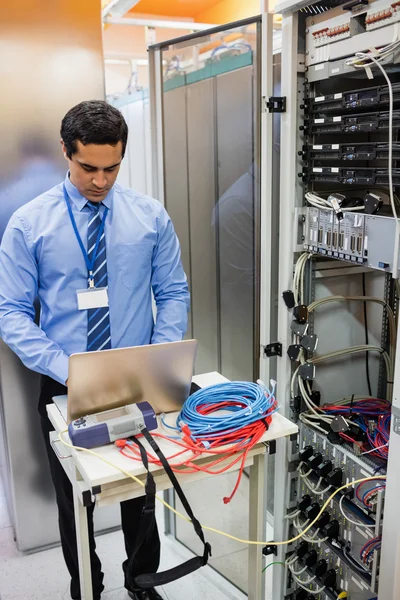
left=186, top=79, right=219, bottom=374
left=116, top=94, right=153, bottom=197
left=0, top=0, right=111, bottom=551
left=143, top=97, right=153, bottom=196
left=149, top=48, right=165, bottom=204
left=163, top=87, right=192, bottom=339
left=273, top=11, right=301, bottom=600
left=215, top=66, right=255, bottom=381
left=117, top=105, right=132, bottom=188
left=380, top=319, right=400, bottom=600
left=125, top=100, right=148, bottom=195
left=216, top=67, right=254, bottom=197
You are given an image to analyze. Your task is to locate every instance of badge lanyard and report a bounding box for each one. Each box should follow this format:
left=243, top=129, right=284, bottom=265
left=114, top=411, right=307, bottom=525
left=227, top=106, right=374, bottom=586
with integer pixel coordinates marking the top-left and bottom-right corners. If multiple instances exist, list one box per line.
left=63, top=184, right=109, bottom=288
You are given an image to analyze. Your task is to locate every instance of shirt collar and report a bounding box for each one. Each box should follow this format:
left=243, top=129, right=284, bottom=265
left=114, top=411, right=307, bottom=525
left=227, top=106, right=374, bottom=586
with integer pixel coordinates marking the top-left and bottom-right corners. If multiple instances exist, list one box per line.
left=64, top=172, right=114, bottom=211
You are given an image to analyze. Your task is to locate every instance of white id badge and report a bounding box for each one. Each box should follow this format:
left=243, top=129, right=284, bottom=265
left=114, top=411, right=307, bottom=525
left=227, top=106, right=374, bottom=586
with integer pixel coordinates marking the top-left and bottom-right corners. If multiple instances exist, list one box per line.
left=77, top=287, right=109, bottom=310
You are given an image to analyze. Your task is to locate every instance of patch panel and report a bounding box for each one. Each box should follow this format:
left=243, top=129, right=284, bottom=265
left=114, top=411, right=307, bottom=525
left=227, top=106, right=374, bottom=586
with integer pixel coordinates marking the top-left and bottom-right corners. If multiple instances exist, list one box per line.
left=288, top=424, right=386, bottom=596
left=304, top=208, right=365, bottom=263
left=296, top=475, right=381, bottom=573
left=305, top=0, right=400, bottom=68
left=365, top=0, right=400, bottom=31
left=303, top=207, right=400, bottom=274
left=298, top=424, right=385, bottom=516
left=312, top=18, right=363, bottom=48
left=286, top=547, right=375, bottom=600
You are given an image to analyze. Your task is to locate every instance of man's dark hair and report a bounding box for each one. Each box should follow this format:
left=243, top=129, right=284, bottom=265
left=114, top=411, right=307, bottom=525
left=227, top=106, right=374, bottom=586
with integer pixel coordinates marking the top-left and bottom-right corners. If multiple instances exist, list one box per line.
left=61, top=100, right=128, bottom=158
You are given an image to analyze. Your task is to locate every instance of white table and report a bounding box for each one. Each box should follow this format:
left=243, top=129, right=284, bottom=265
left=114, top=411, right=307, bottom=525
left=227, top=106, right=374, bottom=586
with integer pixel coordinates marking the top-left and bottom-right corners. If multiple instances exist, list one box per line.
left=47, top=372, right=298, bottom=600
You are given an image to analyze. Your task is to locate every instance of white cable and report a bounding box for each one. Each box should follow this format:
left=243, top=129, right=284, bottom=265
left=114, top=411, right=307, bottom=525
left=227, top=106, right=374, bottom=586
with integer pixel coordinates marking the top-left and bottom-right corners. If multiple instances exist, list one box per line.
left=293, top=521, right=329, bottom=545
left=343, top=548, right=370, bottom=574
left=345, top=49, right=400, bottom=277
left=294, top=518, right=310, bottom=531
left=361, top=443, right=389, bottom=456
left=290, top=561, right=308, bottom=576
left=339, top=495, right=375, bottom=528
left=307, top=296, right=396, bottom=350
left=291, top=573, right=326, bottom=594
left=299, top=412, right=329, bottom=435
left=299, top=467, right=313, bottom=479
left=303, top=534, right=329, bottom=544
left=285, top=555, right=298, bottom=567
left=293, top=252, right=312, bottom=305
left=305, top=192, right=365, bottom=212
left=310, top=346, right=393, bottom=386
left=314, top=477, right=323, bottom=491
left=313, top=484, right=331, bottom=497
left=297, top=377, right=332, bottom=422
left=285, top=509, right=301, bottom=520
left=300, top=470, right=330, bottom=496
left=297, top=574, right=316, bottom=585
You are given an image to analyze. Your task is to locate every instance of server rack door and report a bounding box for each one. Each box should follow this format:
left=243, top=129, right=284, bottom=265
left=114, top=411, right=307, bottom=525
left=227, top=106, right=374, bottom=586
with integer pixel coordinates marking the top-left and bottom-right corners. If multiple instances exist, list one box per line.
left=215, top=66, right=256, bottom=381
left=186, top=79, right=219, bottom=374
left=163, top=86, right=192, bottom=339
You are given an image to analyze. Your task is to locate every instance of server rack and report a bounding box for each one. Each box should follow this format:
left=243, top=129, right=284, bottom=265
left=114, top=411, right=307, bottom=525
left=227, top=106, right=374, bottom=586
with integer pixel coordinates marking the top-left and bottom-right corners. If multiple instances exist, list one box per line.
left=274, top=1, right=400, bottom=599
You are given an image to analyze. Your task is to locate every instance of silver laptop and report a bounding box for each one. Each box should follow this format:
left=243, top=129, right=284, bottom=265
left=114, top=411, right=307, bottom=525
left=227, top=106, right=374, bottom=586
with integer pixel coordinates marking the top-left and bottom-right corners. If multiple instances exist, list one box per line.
left=66, top=340, right=197, bottom=423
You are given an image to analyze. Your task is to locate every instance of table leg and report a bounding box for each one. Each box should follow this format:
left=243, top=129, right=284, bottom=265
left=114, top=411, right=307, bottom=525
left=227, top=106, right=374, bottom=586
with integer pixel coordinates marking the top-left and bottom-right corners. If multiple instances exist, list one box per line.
left=73, top=490, right=94, bottom=600
left=248, top=452, right=267, bottom=600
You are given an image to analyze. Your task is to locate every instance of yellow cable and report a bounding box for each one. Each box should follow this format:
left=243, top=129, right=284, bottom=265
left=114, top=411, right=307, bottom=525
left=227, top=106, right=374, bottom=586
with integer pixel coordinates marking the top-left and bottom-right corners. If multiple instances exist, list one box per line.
left=59, top=430, right=386, bottom=547
left=337, top=593, right=348, bottom=599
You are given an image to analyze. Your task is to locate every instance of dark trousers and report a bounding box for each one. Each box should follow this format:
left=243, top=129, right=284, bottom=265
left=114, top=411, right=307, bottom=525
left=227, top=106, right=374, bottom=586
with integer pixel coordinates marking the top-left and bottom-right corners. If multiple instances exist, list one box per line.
left=39, top=377, right=161, bottom=600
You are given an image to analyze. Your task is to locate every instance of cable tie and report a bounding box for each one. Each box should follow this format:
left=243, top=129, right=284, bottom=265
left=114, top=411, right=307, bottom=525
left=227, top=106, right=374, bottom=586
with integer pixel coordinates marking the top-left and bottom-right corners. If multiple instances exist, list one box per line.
left=262, top=418, right=270, bottom=431
left=350, top=393, right=354, bottom=416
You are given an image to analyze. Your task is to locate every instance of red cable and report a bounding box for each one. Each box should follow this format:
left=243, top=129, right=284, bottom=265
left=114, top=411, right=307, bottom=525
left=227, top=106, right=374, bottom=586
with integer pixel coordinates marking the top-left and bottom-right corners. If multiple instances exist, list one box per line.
left=116, top=409, right=272, bottom=503
left=363, top=486, right=386, bottom=507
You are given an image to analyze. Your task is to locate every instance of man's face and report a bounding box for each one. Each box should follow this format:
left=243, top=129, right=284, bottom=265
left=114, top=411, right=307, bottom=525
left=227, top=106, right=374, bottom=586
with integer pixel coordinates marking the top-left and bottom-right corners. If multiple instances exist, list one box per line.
left=61, top=140, right=123, bottom=202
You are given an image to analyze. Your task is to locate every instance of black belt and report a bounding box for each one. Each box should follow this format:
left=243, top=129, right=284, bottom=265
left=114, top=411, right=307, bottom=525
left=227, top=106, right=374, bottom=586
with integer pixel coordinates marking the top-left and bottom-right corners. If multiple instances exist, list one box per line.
left=126, top=427, right=212, bottom=590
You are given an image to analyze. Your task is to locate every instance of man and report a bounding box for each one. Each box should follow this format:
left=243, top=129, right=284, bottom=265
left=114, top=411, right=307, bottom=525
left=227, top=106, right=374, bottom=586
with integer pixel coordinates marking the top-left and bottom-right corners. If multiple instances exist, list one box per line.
left=0, top=100, right=190, bottom=600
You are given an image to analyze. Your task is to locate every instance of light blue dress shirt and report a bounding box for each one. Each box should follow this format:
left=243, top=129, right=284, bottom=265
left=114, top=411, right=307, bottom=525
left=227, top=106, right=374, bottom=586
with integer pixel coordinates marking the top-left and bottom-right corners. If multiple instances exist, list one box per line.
left=0, top=174, right=190, bottom=385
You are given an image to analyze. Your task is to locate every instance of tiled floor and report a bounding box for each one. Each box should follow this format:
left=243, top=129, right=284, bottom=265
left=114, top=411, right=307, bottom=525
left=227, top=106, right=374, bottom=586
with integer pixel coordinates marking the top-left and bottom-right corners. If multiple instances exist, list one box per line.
left=0, top=471, right=275, bottom=600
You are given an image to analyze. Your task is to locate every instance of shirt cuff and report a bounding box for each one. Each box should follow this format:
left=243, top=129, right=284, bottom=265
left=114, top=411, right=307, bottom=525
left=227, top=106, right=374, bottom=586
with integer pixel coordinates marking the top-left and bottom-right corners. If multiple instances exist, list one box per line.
left=48, top=353, right=69, bottom=385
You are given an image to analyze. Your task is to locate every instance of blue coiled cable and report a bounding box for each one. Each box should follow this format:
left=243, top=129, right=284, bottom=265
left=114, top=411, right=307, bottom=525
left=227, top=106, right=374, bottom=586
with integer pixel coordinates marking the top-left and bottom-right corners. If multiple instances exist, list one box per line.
left=173, top=380, right=277, bottom=441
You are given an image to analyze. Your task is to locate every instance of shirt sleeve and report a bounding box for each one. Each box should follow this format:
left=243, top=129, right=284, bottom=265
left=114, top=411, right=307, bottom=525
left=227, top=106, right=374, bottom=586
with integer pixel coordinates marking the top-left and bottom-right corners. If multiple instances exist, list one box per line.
left=0, top=216, right=69, bottom=384
left=151, top=206, right=190, bottom=344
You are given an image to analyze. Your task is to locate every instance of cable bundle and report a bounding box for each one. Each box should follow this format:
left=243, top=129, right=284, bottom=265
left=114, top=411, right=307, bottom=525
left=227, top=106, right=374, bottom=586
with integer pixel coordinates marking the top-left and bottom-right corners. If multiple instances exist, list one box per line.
left=177, top=382, right=277, bottom=442
left=360, top=536, right=382, bottom=566
left=301, top=397, right=391, bottom=460
left=117, top=381, right=278, bottom=504
left=305, top=192, right=364, bottom=212
left=356, top=479, right=386, bottom=509
left=321, top=398, right=391, bottom=417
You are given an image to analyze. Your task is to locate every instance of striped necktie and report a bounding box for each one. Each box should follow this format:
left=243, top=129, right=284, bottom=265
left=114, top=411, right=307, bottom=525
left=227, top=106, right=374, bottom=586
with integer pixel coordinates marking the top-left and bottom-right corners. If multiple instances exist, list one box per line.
left=87, top=202, right=112, bottom=351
